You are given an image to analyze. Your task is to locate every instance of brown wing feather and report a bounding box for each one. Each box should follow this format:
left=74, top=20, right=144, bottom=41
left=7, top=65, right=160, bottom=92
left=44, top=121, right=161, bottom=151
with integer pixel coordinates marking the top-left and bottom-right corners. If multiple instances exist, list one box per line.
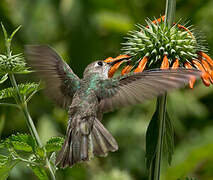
left=99, top=68, right=201, bottom=112
left=25, top=45, right=81, bottom=108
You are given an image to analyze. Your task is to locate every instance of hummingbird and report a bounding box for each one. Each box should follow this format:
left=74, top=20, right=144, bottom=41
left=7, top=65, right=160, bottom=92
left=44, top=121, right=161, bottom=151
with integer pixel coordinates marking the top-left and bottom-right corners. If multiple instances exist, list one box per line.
left=25, top=45, right=201, bottom=168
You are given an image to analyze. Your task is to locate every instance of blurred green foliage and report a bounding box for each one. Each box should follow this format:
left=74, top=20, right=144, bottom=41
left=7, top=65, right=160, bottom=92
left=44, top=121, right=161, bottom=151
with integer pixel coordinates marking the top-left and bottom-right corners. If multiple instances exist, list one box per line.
left=0, top=0, right=213, bottom=179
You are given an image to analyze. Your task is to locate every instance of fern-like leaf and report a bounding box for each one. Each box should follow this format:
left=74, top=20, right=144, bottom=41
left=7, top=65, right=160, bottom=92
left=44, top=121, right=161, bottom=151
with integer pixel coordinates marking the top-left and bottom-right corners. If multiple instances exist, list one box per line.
left=0, top=74, right=8, bottom=84
left=45, top=137, right=64, bottom=153
left=30, top=165, right=49, bottom=180
left=2, top=133, right=37, bottom=152
left=0, top=82, right=40, bottom=100
left=0, top=155, right=20, bottom=180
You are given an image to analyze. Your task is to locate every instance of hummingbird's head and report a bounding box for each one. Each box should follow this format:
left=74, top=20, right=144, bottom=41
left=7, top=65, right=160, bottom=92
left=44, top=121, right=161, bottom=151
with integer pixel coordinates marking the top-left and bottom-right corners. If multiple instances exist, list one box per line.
left=83, top=57, right=131, bottom=79
left=83, top=61, right=111, bottom=79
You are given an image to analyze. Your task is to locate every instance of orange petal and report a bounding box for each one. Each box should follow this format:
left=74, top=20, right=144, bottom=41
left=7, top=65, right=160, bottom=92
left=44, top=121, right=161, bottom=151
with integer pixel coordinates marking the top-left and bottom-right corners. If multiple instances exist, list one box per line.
left=104, top=54, right=131, bottom=63
left=192, top=60, right=211, bottom=86
left=146, top=16, right=165, bottom=28
left=152, top=15, right=165, bottom=24
left=201, top=59, right=213, bottom=83
left=160, top=55, right=169, bottom=69
left=177, top=24, right=193, bottom=38
left=134, top=56, right=148, bottom=73
left=172, top=58, right=179, bottom=69
left=197, top=51, right=213, bottom=67
left=121, top=65, right=133, bottom=75
left=114, top=54, right=131, bottom=61
left=108, top=61, right=124, bottom=78
left=184, top=62, right=196, bottom=89
left=104, top=57, right=114, bottom=63
left=104, top=54, right=131, bottom=77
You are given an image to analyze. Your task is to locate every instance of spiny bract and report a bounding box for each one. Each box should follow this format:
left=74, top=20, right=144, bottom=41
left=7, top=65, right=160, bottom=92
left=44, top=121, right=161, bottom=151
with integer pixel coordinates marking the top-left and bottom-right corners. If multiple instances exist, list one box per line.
left=122, top=18, right=207, bottom=68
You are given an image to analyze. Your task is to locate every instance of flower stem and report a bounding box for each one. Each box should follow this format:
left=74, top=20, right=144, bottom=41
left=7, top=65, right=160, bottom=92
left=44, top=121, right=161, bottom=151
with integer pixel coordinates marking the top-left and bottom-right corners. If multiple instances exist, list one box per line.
left=3, top=28, right=56, bottom=178
left=149, top=1, right=176, bottom=180
left=165, top=0, right=176, bottom=27
left=9, top=74, right=42, bottom=147
left=9, top=74, right=56, bottom=180
left=154, top=94, right=167, bottom=180
left=0, top=103, right=20, bottom=109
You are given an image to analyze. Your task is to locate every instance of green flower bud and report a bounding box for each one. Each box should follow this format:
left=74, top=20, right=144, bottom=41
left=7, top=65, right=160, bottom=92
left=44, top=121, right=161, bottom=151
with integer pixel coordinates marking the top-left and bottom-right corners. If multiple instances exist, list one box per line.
left=122, top=19, right=206, bottom=68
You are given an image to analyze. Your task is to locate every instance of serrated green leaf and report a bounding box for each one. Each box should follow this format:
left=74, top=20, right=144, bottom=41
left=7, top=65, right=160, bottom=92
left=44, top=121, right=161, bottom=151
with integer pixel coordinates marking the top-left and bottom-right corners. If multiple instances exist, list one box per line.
left=10, top=133, right=37, bottom=151
left=0, top=83, right=40, bottom=100
left=10, top=133, right=33, bottom=144
left=46, top=137, right=64, bottom=145
left=0, top=155, right=8, bottom=164
left=0, top=87, right=15, bottom=100
left=36, top=147, right=45, bottom=158
left=0, top=157, right=19, bottom=180
left=30, top=166, right=49, bottom=180
left=45, top=137, right=64, bottom=153
left=0, top=74, right=8, bottom=84
left=18, top=83, right=41, bottom=98
left=145, top=107, right=159, bottom=169
left=1, top=133, right=37, bottom=153
left=11, top=141, right=33, bottom=152
left=163, top=112, right=174, bottom=165
left=0, top=141, right=5, bottom=149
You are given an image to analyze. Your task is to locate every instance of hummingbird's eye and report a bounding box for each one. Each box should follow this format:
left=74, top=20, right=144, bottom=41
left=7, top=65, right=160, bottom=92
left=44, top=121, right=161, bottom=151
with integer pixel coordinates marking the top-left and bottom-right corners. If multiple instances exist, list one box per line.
left=97, top=61, right=103, bottom=66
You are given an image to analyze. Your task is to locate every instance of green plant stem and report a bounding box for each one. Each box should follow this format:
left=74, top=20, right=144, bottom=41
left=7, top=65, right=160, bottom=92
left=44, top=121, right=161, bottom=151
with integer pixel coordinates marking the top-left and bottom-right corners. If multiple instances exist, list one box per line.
left=4, top=32, right=56, bottom=179
left=149, top=1, right=176, bottom=180
left=8, top=73, right=56, bottom=180
left=165, top=0, right=176, bottom=26
left=154, top=94, right=167, bottom=180
left=0, top=103, right=20, bottom=109
left=9, top=74, right=42, bottom=147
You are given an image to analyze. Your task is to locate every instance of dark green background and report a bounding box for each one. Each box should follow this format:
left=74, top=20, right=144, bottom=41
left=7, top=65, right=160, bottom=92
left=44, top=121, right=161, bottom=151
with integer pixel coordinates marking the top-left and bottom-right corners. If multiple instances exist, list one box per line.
left=0, top=0, right=213, bottom=179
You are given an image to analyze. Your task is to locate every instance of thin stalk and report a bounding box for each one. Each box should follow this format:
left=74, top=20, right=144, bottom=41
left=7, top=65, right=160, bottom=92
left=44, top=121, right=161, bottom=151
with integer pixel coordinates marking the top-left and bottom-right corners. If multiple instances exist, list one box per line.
left=9, top=74, right=56, bottom=180
left=4, top=35, right=56, bottom=179
left=21, top=103, right=43, bottom=147
left=154, top=94, right=167, bottom=180
left=165, top=0, right=176, bottom=26
left=0, top=103, right=20, bottom=109
left=9, top=74, right=42, bottom=147
left=149, top=1, right=176, bottom=180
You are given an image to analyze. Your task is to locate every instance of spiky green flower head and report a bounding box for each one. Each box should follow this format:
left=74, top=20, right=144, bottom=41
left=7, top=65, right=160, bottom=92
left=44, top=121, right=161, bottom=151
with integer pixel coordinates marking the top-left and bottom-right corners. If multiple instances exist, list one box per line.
left=0, top=24, right=30, bottom=74
left=0, top=53, right=29, bottom=74
left=123, top=18, right=207, bottom=68
left=121, top=17, right=213, bottom=88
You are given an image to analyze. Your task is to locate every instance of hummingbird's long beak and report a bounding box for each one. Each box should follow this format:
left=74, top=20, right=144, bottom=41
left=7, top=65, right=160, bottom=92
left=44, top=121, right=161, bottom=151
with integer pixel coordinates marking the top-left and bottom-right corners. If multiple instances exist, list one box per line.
left=104, top=55, right=132, bottom=78
left=106, top=55, right=132, bottom=66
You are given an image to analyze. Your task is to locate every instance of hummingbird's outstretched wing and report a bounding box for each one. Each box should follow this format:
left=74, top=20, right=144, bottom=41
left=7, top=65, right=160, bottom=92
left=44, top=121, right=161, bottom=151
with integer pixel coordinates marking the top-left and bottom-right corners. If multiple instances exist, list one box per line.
left=98, top=68, right=201, bottom=112
left=25, top=45, right=81, bottom=108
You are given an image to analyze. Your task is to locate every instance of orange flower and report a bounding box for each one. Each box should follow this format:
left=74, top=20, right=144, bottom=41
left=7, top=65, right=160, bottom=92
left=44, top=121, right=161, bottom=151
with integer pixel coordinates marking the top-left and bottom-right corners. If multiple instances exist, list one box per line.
left=104, top=55, right=131, bottom=77
left=108, top=16, right=213, bottom=88
left=134, top=56, right=148, bottom=73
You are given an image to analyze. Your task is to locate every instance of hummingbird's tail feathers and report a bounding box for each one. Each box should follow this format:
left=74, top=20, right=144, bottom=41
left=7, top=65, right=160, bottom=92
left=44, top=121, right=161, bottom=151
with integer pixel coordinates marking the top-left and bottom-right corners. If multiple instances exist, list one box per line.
left=91, top=118, right=118, bottom=156
left=55, top=130, right=89, bottom=168
left=56, top=118, right=118, bottom=168
left=55, top=132, right=74, bottom=168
